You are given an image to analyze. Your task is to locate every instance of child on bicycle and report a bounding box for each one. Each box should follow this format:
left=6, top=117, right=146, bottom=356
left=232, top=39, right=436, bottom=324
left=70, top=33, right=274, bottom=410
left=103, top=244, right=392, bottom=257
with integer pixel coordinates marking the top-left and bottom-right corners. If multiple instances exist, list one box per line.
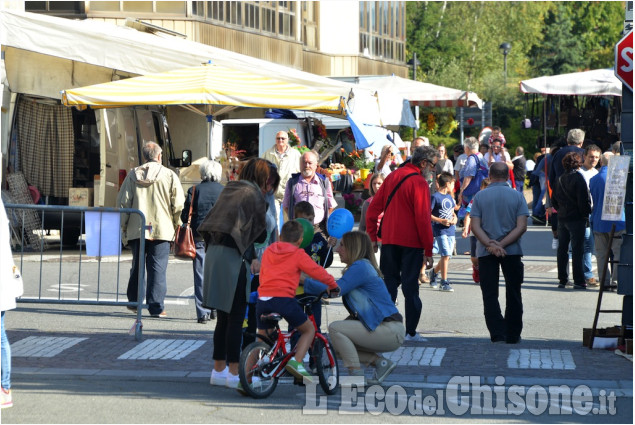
left=257, top=220, right=338, bottom=383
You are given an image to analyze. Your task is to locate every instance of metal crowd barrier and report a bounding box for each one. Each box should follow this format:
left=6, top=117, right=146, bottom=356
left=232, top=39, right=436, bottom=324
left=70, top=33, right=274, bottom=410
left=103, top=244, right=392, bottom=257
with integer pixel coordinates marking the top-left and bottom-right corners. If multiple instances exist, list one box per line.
left=4, top=204, right=146, bottom=340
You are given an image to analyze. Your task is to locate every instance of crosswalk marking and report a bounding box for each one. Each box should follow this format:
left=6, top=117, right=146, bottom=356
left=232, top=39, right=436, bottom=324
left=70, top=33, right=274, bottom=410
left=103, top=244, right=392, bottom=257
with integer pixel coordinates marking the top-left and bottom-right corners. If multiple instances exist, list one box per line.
left=118, top=339, right=206, bottom=360
left=11, top=336, right=88, bottom=357
left=507, top=349, right=576, bottom=370
left=385, top=347, right=447, bottom=366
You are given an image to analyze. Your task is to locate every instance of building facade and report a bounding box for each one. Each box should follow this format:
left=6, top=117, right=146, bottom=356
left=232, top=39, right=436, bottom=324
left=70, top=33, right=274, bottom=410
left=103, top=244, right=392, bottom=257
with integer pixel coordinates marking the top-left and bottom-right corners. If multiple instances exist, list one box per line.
left=25, top=1, right=408, bottom=77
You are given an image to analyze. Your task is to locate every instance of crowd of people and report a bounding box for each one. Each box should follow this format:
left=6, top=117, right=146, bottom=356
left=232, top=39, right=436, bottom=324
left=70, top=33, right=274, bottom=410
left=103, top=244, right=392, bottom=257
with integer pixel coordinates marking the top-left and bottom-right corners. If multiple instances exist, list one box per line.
left=103, top=126, right=622, bottom=393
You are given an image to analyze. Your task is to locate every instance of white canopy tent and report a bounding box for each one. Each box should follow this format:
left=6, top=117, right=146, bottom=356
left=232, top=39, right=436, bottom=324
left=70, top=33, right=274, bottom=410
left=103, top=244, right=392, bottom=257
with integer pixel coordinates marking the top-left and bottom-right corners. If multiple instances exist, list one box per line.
left=0, top=9, right=414, bottom=128
left=355, top=75, right=484, bottom=108
left=519, top=69, right=622, bottom=97
left=519, top=69, right=622, bottom=152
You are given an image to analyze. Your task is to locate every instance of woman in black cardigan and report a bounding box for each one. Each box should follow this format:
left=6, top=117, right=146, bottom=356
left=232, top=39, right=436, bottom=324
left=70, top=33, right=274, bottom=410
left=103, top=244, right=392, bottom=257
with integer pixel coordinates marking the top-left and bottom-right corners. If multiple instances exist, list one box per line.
left=552, top=152, right=592, bottom=290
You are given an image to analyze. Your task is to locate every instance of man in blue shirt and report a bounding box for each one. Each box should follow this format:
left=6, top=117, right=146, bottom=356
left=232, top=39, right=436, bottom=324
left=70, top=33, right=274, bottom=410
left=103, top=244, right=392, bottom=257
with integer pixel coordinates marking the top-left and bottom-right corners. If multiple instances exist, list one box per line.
left=589, top=152, right=625, bottom=290
left=470, top=163, right=529, bottom=344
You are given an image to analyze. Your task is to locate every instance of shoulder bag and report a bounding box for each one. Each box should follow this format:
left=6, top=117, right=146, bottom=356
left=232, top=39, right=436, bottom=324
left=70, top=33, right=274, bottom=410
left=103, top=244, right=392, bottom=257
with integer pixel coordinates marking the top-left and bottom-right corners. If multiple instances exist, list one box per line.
left=377, top=172, right=418, bottom=238
left=173, top=186, right=197, bottom=259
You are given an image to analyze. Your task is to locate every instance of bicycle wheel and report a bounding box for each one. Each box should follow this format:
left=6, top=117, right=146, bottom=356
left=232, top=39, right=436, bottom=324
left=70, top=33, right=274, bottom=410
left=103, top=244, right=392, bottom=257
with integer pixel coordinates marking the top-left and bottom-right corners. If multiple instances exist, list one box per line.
left=238, top=341, right=279, bottom=399
left=312, top=337, right=339, bottom=395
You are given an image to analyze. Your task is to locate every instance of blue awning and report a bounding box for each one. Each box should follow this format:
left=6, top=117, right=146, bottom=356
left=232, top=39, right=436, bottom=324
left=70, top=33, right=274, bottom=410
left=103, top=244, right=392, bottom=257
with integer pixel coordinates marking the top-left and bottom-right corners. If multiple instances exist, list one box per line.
left=346, top=107, right=390, bottom=149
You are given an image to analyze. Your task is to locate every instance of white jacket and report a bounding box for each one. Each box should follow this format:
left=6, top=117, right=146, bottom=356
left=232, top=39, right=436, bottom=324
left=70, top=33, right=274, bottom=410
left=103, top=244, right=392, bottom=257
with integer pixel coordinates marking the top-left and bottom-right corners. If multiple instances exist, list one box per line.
left=1, top=198, right=24, bottom=311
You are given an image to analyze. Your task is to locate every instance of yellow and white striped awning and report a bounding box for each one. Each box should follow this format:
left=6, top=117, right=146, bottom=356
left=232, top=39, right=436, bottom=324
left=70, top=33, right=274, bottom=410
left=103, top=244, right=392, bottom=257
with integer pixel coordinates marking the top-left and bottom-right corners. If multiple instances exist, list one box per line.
left=62, top=63, right=345, bottom=115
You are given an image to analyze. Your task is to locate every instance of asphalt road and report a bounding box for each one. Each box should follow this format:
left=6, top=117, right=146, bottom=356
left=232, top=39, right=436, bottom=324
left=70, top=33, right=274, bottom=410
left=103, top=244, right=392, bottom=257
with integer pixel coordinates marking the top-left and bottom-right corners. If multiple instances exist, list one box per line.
left=2, top=223, right=632, bottom=423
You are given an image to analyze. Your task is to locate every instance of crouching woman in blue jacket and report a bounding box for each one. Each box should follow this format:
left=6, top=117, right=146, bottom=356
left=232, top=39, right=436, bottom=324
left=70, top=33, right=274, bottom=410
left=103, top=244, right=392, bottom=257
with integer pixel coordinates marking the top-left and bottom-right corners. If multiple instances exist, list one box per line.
left=304, top=231, right=404, bottom=385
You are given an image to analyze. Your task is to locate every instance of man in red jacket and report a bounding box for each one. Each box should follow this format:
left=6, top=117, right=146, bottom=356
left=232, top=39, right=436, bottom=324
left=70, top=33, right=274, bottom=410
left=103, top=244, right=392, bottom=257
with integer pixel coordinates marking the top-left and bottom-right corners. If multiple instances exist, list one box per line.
left=366, top=145, right=438, bottom=342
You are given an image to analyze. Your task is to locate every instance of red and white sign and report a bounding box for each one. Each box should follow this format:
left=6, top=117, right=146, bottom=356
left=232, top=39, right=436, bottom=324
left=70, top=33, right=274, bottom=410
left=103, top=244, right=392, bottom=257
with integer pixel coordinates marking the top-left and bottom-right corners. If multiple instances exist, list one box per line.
left=615, top=30, right=633, bottom=92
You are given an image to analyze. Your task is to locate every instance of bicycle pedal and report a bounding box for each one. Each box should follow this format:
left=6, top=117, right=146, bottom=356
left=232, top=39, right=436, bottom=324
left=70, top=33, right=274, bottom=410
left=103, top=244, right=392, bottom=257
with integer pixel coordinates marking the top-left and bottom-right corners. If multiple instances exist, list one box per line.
left=293, top=377, right=306, bottom=386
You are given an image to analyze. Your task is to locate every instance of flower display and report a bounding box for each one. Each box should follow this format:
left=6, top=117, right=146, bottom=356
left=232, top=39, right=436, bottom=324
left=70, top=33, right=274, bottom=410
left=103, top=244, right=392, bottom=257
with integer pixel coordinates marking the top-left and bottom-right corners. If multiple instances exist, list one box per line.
left=288, top=128, right=302, bottom=147
left=342, top=192, right=363, bottom=215
left=223, top=140, right=246, bottom=160
left=346, top=149, right=374, bottom=170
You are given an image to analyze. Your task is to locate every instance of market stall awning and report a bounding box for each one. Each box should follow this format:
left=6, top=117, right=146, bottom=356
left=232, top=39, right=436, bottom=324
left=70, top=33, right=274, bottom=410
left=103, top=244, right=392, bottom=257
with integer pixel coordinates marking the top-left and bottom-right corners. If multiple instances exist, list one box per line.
left=2, top=10, right=413, bottom=128
left=356, top=75, right=483, bottom=109
left=62, top=63, right=345, bottom=115
left=519, top=69, right=622, bottom=97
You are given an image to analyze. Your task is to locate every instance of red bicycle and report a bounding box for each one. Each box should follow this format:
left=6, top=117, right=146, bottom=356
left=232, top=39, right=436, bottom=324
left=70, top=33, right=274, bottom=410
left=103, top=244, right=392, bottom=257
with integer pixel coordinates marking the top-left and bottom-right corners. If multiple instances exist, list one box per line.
left=238, top=290, right=339, bottom=398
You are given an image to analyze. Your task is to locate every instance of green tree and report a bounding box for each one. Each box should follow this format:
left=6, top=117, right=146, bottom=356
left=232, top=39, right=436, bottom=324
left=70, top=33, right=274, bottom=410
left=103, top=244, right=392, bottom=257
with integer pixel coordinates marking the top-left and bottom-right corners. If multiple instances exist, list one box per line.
left=530, top=3, right=586, bottom=76
left=568, top=1, right=624, bottom=69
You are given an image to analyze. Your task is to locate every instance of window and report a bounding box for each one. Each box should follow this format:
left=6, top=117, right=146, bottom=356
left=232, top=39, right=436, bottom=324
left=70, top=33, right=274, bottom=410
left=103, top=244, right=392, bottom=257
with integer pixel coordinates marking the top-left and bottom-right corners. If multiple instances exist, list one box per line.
left=359, top=1, right=405, bottom=62
left=26, top=1, right=84, bottom=14
left=244, top=2, right=260, bottom=29
left=192, top=1, right=204, bottom=17
left=302, top=1, right=318, bottom=49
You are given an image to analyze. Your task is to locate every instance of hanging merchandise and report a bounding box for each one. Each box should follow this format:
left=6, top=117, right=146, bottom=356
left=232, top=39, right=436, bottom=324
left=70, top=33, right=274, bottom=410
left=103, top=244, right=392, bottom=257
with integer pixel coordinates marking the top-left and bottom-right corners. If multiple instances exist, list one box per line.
left=521, top=94, right=532, bottom=129
left=530, top=94, right=541, bottom=130
left=546, top=96, right=557, bottom=130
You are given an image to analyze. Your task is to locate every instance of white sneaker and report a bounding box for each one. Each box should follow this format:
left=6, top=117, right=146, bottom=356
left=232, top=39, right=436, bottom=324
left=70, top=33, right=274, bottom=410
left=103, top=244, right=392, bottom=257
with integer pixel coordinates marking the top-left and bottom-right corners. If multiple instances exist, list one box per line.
left=210, top=367, right=228, bottom=386
left=225, top=372, right=240, bottom=389
left=552, top=238, right=559, bottom=249
left=404, top=333, right=425, bottom=342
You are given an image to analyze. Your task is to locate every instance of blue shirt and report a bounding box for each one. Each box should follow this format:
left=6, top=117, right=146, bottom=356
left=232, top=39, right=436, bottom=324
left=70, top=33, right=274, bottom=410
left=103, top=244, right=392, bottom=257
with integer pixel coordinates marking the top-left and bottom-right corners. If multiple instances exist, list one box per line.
left=589, top=166, right=626, bottom=233
left=470, top=182, right=529, bottom=258
left=304, top=259, right=399, bottom=331
left=431, top=191, right=456, bottom=236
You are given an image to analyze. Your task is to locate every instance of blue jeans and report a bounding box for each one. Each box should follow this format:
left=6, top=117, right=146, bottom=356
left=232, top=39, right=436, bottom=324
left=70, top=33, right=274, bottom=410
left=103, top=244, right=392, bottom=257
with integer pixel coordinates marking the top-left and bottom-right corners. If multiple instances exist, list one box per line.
left=435, top=234, right=455, bottom=257
left=583, top=225, right=594, bottom=280
left=531, top=184, right=546, bottom=217
left=1, top=312, right=10, bottom=389
left=515, top=180, right=524, bottom=194
left=127, top=239, right=170, bottom=315
left=380, top=244, right=424, bottom=336
left=193, top=240, right=211, bottom=319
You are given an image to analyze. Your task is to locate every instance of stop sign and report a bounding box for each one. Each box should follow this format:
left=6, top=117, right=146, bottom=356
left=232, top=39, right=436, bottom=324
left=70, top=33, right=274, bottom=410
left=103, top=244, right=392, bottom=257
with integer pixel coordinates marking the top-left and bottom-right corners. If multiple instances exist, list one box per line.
left=615, top=30, right=633, bottom=92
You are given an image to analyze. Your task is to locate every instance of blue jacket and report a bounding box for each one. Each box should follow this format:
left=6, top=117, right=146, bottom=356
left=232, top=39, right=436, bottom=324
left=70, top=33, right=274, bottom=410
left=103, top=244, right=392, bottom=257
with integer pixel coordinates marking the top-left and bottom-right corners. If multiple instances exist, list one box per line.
left=589, top=166, right=626, bottom=233
left=304, top=259, right=398, bottom=331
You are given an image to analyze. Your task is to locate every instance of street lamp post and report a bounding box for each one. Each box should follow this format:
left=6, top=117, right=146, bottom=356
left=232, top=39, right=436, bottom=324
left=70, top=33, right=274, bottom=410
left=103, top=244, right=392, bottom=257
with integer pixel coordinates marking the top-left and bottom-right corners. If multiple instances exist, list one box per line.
left=499, top=42, right=511, bottom=87
left=407, top=53, right=421, bottom=137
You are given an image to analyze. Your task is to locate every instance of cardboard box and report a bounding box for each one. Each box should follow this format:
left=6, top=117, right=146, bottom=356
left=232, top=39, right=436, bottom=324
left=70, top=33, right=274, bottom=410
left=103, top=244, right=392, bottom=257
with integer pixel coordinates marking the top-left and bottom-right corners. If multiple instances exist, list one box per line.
left=68, top=188, right=94, bottom=207
left=582, top=326, right=622, bottom=348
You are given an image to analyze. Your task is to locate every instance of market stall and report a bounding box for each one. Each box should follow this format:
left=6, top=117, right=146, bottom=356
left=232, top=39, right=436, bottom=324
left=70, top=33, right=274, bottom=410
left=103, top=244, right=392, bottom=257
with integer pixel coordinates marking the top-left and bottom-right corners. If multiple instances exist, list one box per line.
left=356, top=75, right=483, bottom=108
left=519, top=68, right=622, bottom=151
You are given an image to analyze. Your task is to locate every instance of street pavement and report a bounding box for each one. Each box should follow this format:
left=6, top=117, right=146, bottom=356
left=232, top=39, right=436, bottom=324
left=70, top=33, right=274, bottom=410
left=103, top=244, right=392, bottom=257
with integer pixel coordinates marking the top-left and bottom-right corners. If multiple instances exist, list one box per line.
left=1, top=222, right=633, bottom=423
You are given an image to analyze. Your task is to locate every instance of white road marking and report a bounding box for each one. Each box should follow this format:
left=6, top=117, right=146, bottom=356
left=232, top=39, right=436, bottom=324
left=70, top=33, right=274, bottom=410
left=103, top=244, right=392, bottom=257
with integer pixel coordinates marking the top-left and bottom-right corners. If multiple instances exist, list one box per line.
left=118, top=338, right=206, bottom=360
left=384, top=347, right=447, bottom=366
left=11, top=336, right=88, bottom=357
left=507, top=349, right=576, bottom=370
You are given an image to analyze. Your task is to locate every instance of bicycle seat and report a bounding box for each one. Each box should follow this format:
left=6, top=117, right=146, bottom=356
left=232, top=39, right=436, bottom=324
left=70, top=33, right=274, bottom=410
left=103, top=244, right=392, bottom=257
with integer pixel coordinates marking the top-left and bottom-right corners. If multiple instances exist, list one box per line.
left=296, top=295, right=320, bottom=306
left=260, top=312, right=282, bottom=322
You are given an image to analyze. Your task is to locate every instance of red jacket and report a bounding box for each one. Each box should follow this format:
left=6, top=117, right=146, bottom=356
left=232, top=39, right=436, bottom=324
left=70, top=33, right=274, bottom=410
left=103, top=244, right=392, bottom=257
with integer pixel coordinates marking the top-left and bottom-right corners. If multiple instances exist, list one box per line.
left=365, top=162, right=434, bottom=256
left=259, top=241, right=337, bottom=298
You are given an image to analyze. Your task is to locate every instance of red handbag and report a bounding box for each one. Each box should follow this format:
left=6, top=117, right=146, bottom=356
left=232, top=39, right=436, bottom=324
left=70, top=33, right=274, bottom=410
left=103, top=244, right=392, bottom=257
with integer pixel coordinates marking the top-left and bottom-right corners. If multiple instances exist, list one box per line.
left=172, top=186, right=197, bottom=259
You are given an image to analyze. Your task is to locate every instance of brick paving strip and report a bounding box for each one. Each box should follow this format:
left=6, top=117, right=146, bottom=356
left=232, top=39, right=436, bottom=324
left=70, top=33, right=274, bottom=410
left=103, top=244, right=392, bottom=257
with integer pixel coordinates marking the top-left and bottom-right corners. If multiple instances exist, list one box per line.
left=9, top=330, right=632, bottom=396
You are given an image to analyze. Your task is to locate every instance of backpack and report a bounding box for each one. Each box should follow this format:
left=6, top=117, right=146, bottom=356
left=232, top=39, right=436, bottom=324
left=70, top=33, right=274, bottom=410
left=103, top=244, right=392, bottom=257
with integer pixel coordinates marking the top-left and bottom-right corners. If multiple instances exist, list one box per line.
left=463, top=154, right=488, bottom=196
